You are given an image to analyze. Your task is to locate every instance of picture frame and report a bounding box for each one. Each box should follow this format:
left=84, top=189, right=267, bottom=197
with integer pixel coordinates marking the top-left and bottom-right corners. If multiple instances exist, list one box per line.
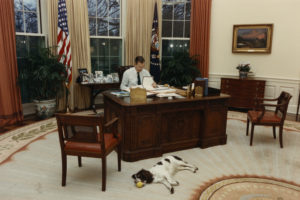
left=77, top=68, right=89, bottom=83
left=78, top=68, right=88, bottom=75
left=232, top=24, right=273, bottom=53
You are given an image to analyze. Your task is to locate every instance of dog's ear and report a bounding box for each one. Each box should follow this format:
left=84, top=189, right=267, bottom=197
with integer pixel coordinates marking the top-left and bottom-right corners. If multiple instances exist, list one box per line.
left=140, top=169, right=154, bottom=183
left=131, top=174, right=136, bottom=179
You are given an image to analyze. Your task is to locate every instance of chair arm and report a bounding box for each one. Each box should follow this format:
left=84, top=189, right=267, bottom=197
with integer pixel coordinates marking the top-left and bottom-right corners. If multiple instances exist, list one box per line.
left=255, top=102, right=287, bottom=121
left=253, top=98, right=280, bottom=110
left=104, top=117, right=119, bottom=138
left=260, top=103, right=287, bottom=107
left=255, top=97, right=278, bottom=101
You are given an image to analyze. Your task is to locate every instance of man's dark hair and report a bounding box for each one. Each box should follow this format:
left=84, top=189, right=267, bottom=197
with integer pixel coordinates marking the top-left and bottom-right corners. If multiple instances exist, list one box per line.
left=135, top=56, right=145, bottom=64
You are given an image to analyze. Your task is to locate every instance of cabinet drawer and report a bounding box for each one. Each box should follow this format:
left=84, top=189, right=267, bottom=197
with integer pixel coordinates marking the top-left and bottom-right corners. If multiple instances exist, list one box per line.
left=220, top=78, right=265, bottom=109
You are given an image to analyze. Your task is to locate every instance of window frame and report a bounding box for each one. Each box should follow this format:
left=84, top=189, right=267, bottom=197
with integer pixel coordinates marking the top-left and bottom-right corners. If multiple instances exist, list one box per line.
left=88, top=0, right=124, bottom=74
left=88, top=0, right=122, bottom=38
left=161, top=0, right=191, bottom=60
left=14, top=0, right=43, bottom=35
left=162, top=0, right=190, bottom=39
left=14, top=0, right=47, bottom=104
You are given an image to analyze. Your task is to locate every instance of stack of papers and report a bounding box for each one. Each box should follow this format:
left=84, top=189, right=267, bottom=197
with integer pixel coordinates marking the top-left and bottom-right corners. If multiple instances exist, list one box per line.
left=150, top=88, right=177, bottom=94
left=156, top=93, right=184, bottom=98
left=111, top=91, right=130, bottom=97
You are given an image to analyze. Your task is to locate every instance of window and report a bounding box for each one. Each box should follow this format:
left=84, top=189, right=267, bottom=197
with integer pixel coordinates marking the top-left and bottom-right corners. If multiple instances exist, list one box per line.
left=14, top=0, right=46, bottom=103
left=162, top=0, right=190, bottom=38
left=161, top=0, right=190, bottom=64
left=14, top=0, right=40, bottom=33
left=88, top=0, right=122, bottom=74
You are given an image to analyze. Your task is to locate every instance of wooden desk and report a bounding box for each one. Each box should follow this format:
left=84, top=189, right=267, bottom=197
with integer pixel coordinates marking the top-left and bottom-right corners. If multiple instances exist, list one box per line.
left=103, top=91, right=230, bottom=162
left=80, top=82, right=120, bottom=112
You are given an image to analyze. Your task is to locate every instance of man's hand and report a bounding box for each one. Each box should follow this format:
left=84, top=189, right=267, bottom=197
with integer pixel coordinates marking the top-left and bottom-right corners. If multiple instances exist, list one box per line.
left=152, top=82, right=157, bottom=88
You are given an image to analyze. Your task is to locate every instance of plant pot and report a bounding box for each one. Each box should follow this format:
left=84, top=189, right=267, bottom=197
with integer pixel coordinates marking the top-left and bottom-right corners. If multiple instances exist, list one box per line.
left=33, top=99, right=56, bottom=119
left=239, top=71, right=248, bottom=79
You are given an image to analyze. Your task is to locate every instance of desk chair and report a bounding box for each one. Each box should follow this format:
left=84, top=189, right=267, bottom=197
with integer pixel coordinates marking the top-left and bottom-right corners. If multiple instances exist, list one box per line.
left=55, top=114, right=121, bottom=191
left=246, top=91, right=292, bottom=148
left=118, top=65, right=133, bottom=83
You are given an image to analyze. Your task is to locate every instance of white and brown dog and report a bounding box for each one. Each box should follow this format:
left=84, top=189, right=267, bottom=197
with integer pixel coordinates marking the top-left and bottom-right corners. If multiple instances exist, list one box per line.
left=131, top=155, right=198, bottom=194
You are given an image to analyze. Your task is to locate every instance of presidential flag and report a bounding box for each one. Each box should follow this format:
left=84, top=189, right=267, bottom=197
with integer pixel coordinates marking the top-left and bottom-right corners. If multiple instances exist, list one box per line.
left=57, top=0, right=72, bottom=88
left=150, top=2, right=160, bottom=83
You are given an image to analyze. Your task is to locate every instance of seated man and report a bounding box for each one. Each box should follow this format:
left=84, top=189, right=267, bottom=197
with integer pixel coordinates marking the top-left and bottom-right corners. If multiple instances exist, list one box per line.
left=120, top=56, right=156, bottom=91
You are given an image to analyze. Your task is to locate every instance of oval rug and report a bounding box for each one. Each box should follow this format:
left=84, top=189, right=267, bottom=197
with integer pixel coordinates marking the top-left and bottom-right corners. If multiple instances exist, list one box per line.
left=192, top=176, right=300, bottom=200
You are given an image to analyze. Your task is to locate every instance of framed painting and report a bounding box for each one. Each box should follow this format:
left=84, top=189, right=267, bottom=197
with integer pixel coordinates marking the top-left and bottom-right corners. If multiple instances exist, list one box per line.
left=232, top=24, right=273, bottom=53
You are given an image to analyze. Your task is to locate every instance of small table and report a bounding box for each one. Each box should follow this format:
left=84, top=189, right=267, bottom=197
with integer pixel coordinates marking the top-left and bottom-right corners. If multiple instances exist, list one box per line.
left=80, top=82, right=120, bottom=113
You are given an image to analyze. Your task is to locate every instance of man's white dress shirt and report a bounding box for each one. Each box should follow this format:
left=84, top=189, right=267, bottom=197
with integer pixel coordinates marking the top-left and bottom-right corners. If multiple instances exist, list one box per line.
left=120, top=67, right=151, bottom=90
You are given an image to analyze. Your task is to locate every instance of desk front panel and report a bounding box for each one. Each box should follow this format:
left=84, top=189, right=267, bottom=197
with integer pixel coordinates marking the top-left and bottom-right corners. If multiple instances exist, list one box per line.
left=104, top=93, right=229, bottom=162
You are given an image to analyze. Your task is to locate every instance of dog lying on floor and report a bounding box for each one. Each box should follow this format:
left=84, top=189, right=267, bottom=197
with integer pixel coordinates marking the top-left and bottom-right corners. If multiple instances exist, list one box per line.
left=131, top=155, right=198, bottom=194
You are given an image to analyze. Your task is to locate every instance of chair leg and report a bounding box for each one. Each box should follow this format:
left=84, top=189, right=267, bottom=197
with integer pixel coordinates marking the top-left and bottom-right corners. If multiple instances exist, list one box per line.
left=246, top=118, right=250, bottom=136
left=250, top=124, right=255, bottom=146
left=62, top=154, right=67, bottom=186
left=279, top=126, right=283, bottom=148
left=273, top=126, right=276, bottom=139
left=78, top=156, right=82, bottom=167
left=117, top=145, right=121, bottom=172
left=102, top=157, right=107, bottom=191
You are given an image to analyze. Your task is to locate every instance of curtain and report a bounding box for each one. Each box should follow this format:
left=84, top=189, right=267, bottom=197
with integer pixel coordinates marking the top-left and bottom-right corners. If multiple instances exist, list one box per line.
left=125, top=0, right=162, bottom=71
left=47, top=0, right=91, bottom=112
left=0, top=0, right=23, bottom=127
left=190, top=0, right=212, bottom=78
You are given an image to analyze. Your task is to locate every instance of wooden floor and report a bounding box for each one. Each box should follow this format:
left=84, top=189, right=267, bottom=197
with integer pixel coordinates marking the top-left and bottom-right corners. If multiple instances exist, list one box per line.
left=1, top=110, right=299, bottom=134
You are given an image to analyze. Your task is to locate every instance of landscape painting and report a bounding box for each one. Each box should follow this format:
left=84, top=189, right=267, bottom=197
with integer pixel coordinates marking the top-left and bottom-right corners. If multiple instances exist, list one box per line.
left=232, top=24, right=273, bottom=53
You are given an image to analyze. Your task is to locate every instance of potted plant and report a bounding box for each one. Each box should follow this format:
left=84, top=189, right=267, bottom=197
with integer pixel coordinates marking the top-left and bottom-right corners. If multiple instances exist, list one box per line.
left=236, top=62, right=251, bottom=79
left=160, top=51, right=200, bottom=87
left=18, top=47, right=67, bottom=119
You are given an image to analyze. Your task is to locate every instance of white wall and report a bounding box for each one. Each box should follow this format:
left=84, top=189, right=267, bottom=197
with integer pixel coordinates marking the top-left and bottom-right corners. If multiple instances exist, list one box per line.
left=209, top=0, right=300, bottom=114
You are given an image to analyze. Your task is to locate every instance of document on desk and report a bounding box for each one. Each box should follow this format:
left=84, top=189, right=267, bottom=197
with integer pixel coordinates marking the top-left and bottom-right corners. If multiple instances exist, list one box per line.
left=123, top=85, right=155, bottom=96
left=156, top=93, right=184, bottom=98
left=142, top=76, right=155, bottom=90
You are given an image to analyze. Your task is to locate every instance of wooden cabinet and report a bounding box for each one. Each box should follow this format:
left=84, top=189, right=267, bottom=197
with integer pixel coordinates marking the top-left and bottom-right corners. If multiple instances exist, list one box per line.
left=221, top=77, right=265, bottom=109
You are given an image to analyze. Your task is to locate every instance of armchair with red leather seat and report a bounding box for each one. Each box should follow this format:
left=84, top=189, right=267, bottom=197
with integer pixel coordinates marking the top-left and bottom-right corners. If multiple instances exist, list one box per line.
left=55, top=114, right=121, bottom=191
left=246, top=91, right=292, bottom=148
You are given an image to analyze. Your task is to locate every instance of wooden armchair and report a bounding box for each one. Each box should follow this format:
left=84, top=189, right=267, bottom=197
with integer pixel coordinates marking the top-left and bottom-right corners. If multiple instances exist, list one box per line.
left=246, top=91, right=292, bottom=148
left=55, top=114, right=121, bottom=191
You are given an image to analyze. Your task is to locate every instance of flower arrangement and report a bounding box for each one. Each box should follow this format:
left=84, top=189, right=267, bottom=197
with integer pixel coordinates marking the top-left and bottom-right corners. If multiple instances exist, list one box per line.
left=236, top=62, right=251, bottom=72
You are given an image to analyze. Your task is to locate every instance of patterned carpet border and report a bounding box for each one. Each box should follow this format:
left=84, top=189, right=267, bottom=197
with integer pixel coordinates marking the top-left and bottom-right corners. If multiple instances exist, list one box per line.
left=0, top=118, right=57, bottom=165
left=190, top=174, right=300, bottom=200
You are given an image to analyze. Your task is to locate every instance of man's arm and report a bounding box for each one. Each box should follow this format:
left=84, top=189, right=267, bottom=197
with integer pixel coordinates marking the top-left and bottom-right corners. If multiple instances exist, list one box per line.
left=120, top=71, right=129, bottom=91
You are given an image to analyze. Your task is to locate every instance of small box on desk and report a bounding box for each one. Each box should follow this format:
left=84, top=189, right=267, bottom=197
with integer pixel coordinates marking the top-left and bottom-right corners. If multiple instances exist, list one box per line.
left=194, top=78, right=208, bottom=96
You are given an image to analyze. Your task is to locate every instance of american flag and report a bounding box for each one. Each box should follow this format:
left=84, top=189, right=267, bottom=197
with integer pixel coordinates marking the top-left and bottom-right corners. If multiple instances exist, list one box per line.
left=57, top=0, right=72, bottom=88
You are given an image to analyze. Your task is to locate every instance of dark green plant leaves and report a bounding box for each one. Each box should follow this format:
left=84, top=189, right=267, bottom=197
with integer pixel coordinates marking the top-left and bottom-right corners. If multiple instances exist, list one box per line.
left=17, top=46, right=67, bottom=101
left=161, top=52, right=201, bottom=87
